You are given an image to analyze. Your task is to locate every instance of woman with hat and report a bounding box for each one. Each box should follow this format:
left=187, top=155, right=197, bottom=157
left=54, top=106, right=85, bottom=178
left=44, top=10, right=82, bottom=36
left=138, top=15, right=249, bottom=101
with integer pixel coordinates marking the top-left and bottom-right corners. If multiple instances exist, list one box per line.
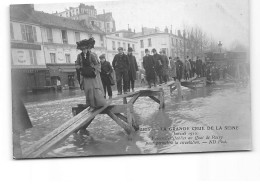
left=75, top=38, right=107, bottom=108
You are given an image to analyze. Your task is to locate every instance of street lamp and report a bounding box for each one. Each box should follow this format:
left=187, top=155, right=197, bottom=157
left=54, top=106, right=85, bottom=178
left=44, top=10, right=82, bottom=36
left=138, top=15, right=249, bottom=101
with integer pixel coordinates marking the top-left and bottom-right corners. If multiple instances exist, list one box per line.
left=218, top=41, right=222, bottom=53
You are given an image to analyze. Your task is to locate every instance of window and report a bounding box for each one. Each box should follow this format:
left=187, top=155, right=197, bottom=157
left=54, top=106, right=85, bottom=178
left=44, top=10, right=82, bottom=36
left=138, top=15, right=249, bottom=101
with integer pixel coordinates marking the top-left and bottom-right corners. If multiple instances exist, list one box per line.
left=29, top=50, right=37, bottom=65
left=100, top=35, right=104, bottom=41
left=148, top=38, right=152, bottom=47
left=46, top=28, right=53, bottom=43
left=115, top=33, right=119, bottom=37
left=10, top=23, right=14, bottom=39
left=50, top=53, right=56, bottom=63
left=123, top=43, right=126, bottom=51
left=141, top=51, right=145, bottom=58
left=20, top=24, right=37, bottom=42
left=106, top=23, right=110, bottom=29
left=65, top=54, right=71, bottom=63
left=118, top=42, right=121, bottom=48
left=171, top=38, right=174, bottom=46
left=132, top=44, right=135, bottom=51
left=112, top=41, right=116, bottom=50
left=91, top=21, right=94, bottom=26
left=128, top=43, right=130, bottom=48
left=61, top=30, right=68, bottom=44
left=140, top=40, right=144, bottom=48
left=75, top=32, right=80, bottom=42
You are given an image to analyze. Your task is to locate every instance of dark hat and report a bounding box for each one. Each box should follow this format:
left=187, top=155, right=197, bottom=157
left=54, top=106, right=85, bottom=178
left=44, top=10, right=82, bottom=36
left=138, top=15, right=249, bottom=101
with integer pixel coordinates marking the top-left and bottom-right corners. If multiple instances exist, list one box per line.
left=128, top=47, right=133, bottom=52
left=99, top=54, right=106, bottom=59
left=118, top=47, right=123, bottom=51
left=152, top=48, right=157, bottom=53
left=76, top=37, right=95, bottom=50
left=145, top=49, right=149, bottom=52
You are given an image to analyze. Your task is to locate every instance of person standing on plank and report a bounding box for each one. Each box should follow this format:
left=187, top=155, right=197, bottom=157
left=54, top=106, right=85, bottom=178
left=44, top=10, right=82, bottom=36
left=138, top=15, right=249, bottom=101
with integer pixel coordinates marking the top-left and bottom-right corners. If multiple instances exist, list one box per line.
left=99, top=54, right=113, bottom=99
left=152, top=48, right=163, bottom=85
left=112, top=47, right=129, bottom=95
left=143, top=49, right=157, bottom=88
left=127, top=47, right=138, bottom=92
left=75, top=38, right=107, bottom=108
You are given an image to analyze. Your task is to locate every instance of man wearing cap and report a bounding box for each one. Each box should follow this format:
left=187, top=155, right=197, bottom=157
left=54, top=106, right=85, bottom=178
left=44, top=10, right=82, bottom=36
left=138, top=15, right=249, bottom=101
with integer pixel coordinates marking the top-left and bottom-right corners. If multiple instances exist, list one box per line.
left=112, top=47, right=129, bottom=95
left=127, top=47, right=138, bottom=92
left=99, top=54, right=113, bottom=99
left=176, top=57, right=183, bottom=81
left=152, top=48, right=163, bottom=85
left=143, top=49, right=157, bottom=88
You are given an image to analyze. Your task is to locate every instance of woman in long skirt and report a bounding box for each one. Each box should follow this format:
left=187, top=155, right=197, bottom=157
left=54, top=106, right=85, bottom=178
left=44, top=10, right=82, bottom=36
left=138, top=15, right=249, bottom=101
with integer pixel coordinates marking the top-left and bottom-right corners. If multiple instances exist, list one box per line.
left=75, top=38, right=106, bottom=109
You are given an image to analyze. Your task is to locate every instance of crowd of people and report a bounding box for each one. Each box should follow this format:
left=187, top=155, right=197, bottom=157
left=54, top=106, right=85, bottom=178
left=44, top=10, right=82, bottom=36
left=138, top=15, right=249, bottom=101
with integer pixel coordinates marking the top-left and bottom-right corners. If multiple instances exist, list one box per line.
left=75, top=37, right=246, bottom=109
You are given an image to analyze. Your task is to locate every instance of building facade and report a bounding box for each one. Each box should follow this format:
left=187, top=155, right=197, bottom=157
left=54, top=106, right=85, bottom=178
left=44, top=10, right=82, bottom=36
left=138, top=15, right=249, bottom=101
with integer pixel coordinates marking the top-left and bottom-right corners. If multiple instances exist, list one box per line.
left=106, top=32, right=139, bottom=67
left=131, top=27, right=185, bottom=67
left=53, top=3, right=116, bottom=33
left=11, top=4, right=106, bottom=92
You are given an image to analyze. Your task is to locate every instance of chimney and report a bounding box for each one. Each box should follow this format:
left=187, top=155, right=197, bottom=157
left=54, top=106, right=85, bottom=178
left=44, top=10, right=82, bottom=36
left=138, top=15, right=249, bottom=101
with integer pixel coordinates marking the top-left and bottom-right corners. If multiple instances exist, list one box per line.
left=164, top=26, right=169, bottom=33
left=178, top=30, right=182, bottom=37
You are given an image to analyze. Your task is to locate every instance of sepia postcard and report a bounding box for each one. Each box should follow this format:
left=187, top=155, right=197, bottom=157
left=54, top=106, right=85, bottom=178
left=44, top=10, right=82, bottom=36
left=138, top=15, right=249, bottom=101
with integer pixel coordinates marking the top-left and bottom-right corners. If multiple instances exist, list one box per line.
left=11, top=0, right=251, bottom=159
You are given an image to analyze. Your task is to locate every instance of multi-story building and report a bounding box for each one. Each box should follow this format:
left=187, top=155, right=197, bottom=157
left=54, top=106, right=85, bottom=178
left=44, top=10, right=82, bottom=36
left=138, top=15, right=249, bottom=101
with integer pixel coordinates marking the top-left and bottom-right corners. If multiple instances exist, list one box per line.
left=10, top=4, right=106, bottom=92
left=131, top=27, right=186, bottom=66
left=106, top=30, right=139, bottom=67
left=54, top=3, right=116, bottom=33
left=10, top=4, right=47, bottom=92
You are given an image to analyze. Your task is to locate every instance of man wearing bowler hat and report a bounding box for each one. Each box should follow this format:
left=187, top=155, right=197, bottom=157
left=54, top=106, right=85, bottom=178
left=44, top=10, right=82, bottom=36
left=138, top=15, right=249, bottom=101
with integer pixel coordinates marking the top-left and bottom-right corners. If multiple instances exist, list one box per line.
left=127, top=47, right=138, bottom=92
left=112, top=47, right=129, bottom=95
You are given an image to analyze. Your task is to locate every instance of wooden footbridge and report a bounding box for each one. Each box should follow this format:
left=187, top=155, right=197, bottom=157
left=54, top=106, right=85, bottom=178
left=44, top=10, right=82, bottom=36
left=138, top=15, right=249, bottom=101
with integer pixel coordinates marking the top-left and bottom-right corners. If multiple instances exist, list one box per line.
left=23, top=88, right=165, bottom=158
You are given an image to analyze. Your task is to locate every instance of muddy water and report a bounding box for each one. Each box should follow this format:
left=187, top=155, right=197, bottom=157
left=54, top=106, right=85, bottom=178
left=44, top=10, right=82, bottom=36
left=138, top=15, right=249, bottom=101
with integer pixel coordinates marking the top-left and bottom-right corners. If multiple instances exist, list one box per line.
left=20, top=82, right=251, bottom=158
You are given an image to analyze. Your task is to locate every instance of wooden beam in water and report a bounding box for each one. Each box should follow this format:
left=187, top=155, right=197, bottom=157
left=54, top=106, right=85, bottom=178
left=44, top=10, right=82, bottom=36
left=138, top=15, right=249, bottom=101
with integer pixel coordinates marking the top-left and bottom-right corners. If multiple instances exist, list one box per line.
left=24, top=104, right=111, bottom=158
left=106, top=110, right=133, bottom=135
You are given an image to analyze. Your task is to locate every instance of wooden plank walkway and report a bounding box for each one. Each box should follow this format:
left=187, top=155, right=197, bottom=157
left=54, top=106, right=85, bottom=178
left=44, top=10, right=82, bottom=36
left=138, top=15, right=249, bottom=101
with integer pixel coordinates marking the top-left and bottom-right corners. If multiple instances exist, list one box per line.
left=23, top=88, right=165, bottom=158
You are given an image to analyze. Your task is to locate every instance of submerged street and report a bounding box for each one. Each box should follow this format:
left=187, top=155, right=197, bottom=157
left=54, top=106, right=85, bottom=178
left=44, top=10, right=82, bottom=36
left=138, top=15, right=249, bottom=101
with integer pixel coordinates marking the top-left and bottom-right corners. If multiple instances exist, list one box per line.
left=20, top=82, right=251, bottom=157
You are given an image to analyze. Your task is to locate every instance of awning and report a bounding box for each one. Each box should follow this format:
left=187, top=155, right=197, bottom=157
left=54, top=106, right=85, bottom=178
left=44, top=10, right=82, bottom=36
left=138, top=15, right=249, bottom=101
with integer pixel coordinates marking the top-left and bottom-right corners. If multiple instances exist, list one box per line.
left=61, top=68, right=76, bottom=73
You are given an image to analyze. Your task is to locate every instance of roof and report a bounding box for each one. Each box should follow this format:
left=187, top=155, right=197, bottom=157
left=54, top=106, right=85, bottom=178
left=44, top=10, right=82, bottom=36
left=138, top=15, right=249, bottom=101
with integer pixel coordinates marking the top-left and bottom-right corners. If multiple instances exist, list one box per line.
left=10, top=5, right=105, bottom=35
left=131, top=32, right=179, bottom=39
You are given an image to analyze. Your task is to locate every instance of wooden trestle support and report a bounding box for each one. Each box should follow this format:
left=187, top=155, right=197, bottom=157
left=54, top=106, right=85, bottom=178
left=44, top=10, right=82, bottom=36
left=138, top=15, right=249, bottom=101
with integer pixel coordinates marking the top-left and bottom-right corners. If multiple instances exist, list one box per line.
left=23, top=88, right=165, bottom=158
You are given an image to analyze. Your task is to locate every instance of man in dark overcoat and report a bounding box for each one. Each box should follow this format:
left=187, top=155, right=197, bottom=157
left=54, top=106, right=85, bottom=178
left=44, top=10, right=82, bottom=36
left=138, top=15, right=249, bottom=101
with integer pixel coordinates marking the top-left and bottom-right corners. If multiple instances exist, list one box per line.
left=196, top=56, right=203, bottom=77
left=176, top=57, right=183, bottom=81
left=127, top=47, right=138, bottom=92
left=159, top=50, right=169, bottom=84
left=152, top=48, right=163, bottom=84
left=143, top=49, right=157, bottom=88
left=112, top=47, right=129, bottom=95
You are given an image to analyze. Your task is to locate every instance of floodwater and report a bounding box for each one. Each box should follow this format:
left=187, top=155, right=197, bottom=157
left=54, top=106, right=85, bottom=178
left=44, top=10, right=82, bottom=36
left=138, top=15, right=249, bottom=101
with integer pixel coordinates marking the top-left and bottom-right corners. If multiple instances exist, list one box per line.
left=20, top=81, right=251, bottom=158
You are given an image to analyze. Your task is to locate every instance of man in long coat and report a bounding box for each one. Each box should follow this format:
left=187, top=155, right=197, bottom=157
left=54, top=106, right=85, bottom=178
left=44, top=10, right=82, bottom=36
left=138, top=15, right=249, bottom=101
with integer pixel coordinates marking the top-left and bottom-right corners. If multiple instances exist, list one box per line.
left=160, top=50, right=169, bottom=84
left=176, top=57, right=183, bottom=81
left=112, top=47, right=129, bottom=95
left=152, top=48, right=163, bottom=84
left=143, top=49, right=157, bottom=88
left=127, top=47, right=138, bottom=92
left=196, top=56, right=203, bottom=77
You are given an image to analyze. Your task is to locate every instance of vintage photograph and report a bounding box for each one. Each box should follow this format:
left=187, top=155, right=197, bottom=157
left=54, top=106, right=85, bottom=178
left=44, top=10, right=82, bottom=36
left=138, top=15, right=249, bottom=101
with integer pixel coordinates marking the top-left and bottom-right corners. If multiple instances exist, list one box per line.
left=11, top=0, right=251, bottom=159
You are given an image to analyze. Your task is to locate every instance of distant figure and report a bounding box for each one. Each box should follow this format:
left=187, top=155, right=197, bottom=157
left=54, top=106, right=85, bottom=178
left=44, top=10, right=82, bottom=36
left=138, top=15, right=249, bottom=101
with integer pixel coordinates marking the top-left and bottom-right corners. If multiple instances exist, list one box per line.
left=141, top=73, right=145, bottom=84
left=159, top=50, right=169, bottom=84
left=143, top=49, right=157, bottom=88
left=112, top=47, right=129, bottom=95
left=152, top=48, right=163, bottom=85
left=176, top=57, right=183, bottom=81
left=184, top=56, right=191, bottom=80
left=127, top=47, right=138, bottom=92
left=169, top=57, right=176, bottom=81
left=196, top=56, right=203, bottom=77
left=99, top=54, right=113, bottom=99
